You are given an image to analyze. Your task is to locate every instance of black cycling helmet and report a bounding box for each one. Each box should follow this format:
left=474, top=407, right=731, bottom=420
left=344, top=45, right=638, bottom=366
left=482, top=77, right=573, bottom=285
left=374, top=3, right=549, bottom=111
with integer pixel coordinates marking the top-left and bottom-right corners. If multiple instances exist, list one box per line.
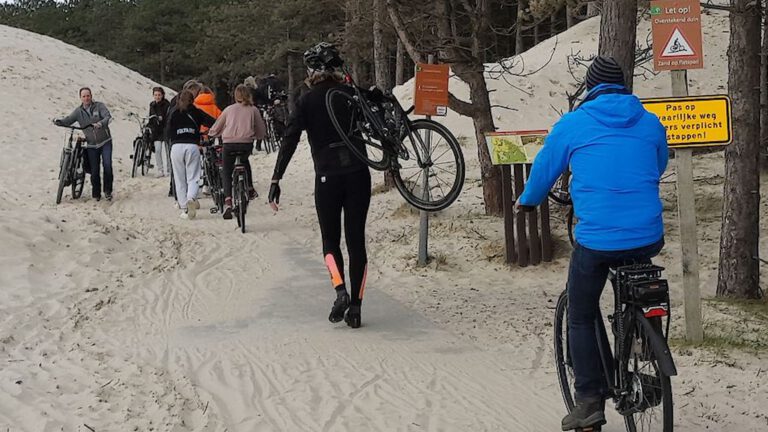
left=303, top=42, right=344, bottom=71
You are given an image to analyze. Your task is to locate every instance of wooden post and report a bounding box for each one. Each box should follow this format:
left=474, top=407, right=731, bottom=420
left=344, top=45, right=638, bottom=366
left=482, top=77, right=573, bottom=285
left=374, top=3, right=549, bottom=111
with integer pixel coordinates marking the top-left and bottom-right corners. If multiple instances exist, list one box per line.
left=540, top=195, right=553, bottom=262
left=513, top=164, right=529, bottom=266
left=672, top=69, right=704, bottom=342
left=502, top=165, right=517, bottom=264
left=525, top=164, right=542, bottom=265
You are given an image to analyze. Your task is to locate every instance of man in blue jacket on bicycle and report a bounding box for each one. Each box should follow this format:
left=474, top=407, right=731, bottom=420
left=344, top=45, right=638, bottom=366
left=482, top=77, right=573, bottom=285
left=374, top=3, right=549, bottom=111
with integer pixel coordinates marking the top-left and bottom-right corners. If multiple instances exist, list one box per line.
left=516, top=56, right=668, bottom=431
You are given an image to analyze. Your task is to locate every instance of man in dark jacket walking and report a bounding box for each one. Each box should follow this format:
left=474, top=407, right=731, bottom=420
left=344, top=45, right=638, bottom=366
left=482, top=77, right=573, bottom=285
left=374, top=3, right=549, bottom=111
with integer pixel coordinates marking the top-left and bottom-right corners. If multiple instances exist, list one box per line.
left=55, top=87, right=115, bottom=201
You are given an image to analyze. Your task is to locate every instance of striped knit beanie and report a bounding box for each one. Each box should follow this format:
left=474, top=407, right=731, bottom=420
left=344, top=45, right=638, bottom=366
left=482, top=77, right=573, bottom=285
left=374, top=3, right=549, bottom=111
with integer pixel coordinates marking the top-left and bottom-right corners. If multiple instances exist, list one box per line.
left=586, top=56, right=625, bottom=90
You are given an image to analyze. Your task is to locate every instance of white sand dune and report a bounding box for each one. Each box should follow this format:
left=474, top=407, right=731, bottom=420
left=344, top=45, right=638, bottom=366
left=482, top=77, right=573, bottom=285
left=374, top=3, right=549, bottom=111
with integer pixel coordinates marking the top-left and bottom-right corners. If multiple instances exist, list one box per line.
left=1, top=10, right=766, bottom=432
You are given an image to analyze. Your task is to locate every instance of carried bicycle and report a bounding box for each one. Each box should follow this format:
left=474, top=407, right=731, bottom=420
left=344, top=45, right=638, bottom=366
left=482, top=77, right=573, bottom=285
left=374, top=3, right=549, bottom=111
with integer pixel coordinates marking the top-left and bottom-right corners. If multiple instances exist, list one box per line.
left=325, top=68, right=465, bottom=212
left=554, top=264, right=676, bottom=432
left=258, top=102, right=286, bottom=154
left=129, top=113, right=158, bottom=178
left=55, top=124, right=91, bottom=204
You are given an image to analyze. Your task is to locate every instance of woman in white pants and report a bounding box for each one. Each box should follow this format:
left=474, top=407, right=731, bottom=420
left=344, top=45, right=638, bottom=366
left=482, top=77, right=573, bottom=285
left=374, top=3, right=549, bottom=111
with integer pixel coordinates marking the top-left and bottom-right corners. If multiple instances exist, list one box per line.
left=164, top=88, right=215, bottom=219
left=148, top=87, right=171, bottom=177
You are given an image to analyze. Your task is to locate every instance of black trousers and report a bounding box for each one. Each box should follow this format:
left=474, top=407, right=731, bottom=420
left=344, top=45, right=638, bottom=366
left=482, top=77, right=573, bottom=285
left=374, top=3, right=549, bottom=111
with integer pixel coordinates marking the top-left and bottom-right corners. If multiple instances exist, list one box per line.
left=315, top=169, right=371, bottom=306
left=221, top=143, right=254, bottom=199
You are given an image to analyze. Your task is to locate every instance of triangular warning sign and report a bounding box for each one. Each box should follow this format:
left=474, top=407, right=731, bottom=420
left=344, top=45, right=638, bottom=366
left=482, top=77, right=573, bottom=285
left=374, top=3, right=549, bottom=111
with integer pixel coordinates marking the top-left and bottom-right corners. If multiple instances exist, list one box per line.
left=661, top=28, right=695, bottom=57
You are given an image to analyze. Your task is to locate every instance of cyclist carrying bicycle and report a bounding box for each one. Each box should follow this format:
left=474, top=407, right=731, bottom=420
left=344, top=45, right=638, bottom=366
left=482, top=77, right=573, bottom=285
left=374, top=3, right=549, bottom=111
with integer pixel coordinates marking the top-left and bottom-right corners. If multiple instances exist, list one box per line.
left=268, top=42, right=371, bottom=329
left=207, top=84, right=266, bottom=219
left=515, top=56, right=668, bottom=431
left=54, top=87, right=114, bottom=201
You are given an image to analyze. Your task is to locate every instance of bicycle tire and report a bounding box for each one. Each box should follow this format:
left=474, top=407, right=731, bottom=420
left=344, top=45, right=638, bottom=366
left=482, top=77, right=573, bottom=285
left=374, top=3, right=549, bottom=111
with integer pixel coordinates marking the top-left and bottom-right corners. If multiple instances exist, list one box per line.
left=139, top=141, right=148, bottom=176
left=325, top=88, right=389, bottom=170
left=567, top=206, right=576, bottom=246
left=554, top=290, right=577, bottom=412
left=72, top=150, right=85, bottom=199
left=393, top=119, right=465, bottom=212
left=621, top=318, right=674, bottom=432
left=57, top=151, right=72, bottom=205
left=131, top=137, right=142, bottom=178
left=549, top=171, right=573, bottom=205
left=142, top=139, right=152, bottom=176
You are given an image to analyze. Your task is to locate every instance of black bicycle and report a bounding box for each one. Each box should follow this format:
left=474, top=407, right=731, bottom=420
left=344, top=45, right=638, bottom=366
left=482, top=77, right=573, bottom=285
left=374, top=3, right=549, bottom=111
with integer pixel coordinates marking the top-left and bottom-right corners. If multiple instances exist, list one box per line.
left=55, top=124, right=91, bottom=204
left=129, top=114, right=157, bottom=178
left=554, top=264, right=676, bottom=432
left=203, top=140, right=225, bottom=214
left=258, top=103, right=286, bottom=155
left=231, top=154, right=250, bottom=233
left=325, top=69, right=465, bottom=212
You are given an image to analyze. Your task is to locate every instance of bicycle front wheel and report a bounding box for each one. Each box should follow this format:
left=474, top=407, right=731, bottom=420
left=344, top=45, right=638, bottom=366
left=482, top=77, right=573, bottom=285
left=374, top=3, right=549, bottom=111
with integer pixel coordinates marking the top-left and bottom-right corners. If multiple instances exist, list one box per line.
left=131, top=137, right=142, bottom=178
left=57, top=150, right=72, bottom=205
left=393, top=119, right=465, bottom=212
left=554, top=290, right=577, bottom=412
left=621, top=317, right=674, bottom=432
left=326, top=88, right=389, bottom=170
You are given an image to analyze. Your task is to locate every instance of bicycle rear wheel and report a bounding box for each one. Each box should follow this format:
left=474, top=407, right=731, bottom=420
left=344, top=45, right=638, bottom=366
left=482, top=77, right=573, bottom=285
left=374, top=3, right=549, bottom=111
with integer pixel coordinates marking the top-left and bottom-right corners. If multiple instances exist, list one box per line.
left=621, top=318, right=674, bottom=432
left=554, top=290, right=577, bottom=412
left=326, top=88, right=389, bottom=170
left=57, top=150, right=72, bottom=205
left=393, top=119, right=465, bottom=212
left=233, top=173, right=247, bottom=233
left=131, top=137, right=142, bottom=178
left=549, top=171, right=573, bottom=205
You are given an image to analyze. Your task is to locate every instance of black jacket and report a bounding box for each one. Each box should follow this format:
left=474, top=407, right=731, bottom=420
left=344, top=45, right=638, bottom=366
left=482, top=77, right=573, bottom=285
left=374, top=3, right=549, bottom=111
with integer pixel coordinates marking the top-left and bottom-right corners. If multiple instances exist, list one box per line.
left=272, top=80, right=367, bottom=179
left=148, top=99, right=171, bottom=141
left=164, top=105, right=216, bottom=146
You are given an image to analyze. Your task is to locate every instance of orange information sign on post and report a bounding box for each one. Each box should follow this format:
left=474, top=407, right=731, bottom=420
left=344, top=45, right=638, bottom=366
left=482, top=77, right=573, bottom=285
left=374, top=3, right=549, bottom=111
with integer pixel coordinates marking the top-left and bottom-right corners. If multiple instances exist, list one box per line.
left=414, top=63, right=449, bottom=116
left=650, top=0, right=704, bottom=71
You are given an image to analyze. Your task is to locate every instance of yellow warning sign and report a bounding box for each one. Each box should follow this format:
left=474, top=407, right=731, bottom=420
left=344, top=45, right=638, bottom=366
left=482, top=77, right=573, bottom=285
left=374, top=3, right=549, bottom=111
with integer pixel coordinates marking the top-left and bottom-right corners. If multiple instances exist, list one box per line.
left=641, top=95, right=732, bottom=148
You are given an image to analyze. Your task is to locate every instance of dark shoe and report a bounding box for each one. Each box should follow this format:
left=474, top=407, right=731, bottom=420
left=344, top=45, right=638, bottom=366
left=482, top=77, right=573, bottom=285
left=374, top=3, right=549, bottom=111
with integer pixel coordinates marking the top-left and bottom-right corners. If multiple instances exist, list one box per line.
left=222, top=197, right=233, bottom=220
left=248, top=188, right=258, bottom=200
left=345, top=305, right=361, bottom=329
left=561, top=396, right=606, bottom=431
left=328, top=292, right=350, bottom=323
left=93, top=195, right=101, bottom=202
left=105, top=193, right=113, bottom=201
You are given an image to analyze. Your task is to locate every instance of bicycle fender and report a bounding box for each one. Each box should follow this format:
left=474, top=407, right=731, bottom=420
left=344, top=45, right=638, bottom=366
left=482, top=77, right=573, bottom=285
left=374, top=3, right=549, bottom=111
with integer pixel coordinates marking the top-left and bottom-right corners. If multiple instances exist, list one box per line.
left=635, top=311, right=678, bottom=377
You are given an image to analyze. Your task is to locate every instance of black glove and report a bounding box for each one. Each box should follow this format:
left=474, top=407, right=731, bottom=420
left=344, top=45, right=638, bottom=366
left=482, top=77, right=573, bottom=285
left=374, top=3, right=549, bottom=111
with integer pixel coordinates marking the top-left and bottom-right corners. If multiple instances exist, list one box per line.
left=53, top=119, right=63, bottom=126
left=268, top=182, right=281, bottom=205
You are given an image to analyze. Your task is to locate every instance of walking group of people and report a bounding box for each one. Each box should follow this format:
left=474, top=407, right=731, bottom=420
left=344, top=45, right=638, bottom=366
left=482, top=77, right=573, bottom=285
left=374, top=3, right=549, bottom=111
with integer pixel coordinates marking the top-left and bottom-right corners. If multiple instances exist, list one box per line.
left=54, top=41, right=670, bottom=430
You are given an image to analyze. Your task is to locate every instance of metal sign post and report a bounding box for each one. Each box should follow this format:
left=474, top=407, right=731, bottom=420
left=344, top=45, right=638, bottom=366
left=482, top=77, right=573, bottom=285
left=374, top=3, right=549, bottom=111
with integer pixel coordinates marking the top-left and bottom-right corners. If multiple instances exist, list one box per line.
left=415, top=54, right=447, bottom=266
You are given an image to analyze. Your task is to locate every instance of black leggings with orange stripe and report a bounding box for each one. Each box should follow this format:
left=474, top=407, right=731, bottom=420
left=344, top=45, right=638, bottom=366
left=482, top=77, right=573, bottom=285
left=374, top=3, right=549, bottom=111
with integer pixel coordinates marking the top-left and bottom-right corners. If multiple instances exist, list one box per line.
left=315, top=169, right=371, bottom=306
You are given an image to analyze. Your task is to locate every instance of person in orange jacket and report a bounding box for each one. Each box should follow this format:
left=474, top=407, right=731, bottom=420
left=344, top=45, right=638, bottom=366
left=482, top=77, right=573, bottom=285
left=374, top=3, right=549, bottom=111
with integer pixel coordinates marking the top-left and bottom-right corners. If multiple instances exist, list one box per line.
left=194, top=87, right=222, bottom=139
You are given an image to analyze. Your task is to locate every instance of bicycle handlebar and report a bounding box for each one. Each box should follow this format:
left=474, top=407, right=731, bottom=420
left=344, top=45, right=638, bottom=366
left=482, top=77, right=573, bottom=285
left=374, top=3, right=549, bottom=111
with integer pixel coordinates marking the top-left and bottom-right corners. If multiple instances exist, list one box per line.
left=54, top=123, right=93, bottom=130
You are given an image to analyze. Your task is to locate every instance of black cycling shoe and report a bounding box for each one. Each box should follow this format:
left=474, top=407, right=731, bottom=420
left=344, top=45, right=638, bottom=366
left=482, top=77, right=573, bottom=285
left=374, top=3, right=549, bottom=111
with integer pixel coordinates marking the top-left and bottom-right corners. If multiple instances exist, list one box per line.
left=561, top=396, right=606, bottom=431
left=329, top=292, right=350, bottom=323
left=344, top=305, right=361, bottom=329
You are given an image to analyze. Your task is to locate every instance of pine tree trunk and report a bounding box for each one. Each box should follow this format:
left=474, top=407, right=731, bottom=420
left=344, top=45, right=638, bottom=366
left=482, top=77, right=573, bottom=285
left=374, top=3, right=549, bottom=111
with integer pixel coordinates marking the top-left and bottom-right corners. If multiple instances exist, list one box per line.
left=395, top=39, right=405, bottom=85
left=761, top=3, right=768, bottom=164
left=598, top=0, right=637, bottom=91
left=373, top=0, right=395, bottom=189
left=516, top=0, right=527, bottom=54
left=566, top=5, right=576, bottom=28
left=586, top=2, right=600, bottom=17
left=717, top=0, right=762, bottom=299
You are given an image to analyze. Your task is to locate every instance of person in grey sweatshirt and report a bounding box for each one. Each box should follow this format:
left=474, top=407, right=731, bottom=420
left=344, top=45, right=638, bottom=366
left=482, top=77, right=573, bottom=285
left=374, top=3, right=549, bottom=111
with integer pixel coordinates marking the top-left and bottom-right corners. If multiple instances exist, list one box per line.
left=55, top=87, right=114, bottom=201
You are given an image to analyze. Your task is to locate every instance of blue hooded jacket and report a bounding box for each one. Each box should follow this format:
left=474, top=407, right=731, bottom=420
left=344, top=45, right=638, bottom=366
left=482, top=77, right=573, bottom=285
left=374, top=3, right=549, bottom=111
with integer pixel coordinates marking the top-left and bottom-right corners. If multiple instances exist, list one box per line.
left=518, top=84, right=668, bottom=251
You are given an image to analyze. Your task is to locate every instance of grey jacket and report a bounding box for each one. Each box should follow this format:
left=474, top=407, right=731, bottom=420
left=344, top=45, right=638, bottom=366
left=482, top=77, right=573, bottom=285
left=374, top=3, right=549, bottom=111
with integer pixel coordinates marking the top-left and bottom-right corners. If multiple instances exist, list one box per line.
left=58, top=101, right=113, bottom=148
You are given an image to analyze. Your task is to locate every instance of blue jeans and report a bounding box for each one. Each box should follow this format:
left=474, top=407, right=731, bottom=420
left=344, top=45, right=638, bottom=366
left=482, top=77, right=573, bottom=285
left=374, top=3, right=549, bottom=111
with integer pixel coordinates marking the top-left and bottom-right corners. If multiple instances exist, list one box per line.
left=86, top=141, right=113, bottom=197
left=567, top=237, right=664, bottom=399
